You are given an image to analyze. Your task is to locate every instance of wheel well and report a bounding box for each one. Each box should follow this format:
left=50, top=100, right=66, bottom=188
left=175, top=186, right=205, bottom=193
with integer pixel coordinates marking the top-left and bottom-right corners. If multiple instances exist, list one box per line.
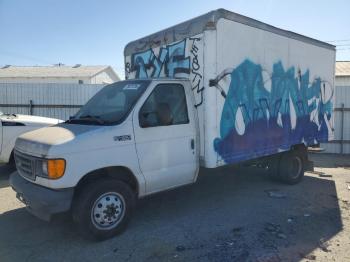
left=291, top=144, right=307, bottom=160
left=8, top=150, right=15, bottom=166
left=9, top=151, right=15, bottom=163
left=75, top=166, right=139, bottom=198
left=291, top=143, right=307, bottom=151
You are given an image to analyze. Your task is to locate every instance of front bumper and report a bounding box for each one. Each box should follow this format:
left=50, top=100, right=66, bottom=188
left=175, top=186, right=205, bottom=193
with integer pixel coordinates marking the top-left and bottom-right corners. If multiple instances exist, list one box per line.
left=9, top=172, right=74, bottom=221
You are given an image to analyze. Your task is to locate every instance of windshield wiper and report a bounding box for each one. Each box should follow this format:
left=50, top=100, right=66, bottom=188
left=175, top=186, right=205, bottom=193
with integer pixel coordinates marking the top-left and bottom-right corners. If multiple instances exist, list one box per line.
left=66, top=115, right=106, bottom=125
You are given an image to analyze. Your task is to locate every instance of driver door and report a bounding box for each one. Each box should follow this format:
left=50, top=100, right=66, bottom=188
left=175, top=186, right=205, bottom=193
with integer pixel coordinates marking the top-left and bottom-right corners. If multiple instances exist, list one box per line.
left=132, top=82, right=198, bottom=194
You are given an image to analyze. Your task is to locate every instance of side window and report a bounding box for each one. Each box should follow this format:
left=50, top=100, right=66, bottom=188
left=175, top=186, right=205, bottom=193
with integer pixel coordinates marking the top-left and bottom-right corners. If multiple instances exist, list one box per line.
left=139, top=84, right=189, bottom=128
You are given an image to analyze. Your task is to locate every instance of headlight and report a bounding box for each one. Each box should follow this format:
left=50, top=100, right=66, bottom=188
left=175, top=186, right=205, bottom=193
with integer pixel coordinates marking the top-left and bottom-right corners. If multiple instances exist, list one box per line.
left=36, top=159, right=66, bottom=180
left=42, top=161, right=48, bottom=175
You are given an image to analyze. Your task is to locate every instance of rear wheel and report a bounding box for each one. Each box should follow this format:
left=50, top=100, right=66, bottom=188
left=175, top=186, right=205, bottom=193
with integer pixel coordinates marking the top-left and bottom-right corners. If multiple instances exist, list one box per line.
left=278, top=150, right=305, bottom=185
left=72, top=179, right=136, bottom=241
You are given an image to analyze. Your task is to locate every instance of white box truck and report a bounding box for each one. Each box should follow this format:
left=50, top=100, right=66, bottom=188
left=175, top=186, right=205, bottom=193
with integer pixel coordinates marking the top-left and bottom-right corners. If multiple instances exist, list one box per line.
left=10, top=9, right=335, bottom=240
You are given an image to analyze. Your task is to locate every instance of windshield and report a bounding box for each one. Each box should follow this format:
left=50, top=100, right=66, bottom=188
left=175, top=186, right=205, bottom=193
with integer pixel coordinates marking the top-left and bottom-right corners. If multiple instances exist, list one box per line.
left=68, top=80, right=150, bottom=125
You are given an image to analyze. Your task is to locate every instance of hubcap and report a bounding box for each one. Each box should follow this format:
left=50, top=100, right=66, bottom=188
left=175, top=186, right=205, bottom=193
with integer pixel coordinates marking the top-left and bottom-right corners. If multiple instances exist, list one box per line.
left=91, top=192, right=125, bottom=230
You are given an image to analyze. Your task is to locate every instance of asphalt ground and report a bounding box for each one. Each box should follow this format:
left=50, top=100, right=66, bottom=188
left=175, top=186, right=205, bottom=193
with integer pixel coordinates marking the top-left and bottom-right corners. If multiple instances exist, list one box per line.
left=0, top=153, right=349, bottom=262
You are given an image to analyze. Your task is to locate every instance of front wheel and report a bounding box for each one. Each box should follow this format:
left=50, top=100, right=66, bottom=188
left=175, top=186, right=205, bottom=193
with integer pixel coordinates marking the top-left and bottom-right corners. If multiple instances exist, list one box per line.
left=72, top=179, right=135, bottom=241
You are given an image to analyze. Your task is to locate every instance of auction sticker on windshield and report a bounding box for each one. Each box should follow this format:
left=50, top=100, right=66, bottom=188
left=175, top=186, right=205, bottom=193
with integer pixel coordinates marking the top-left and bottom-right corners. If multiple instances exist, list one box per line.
left=123, top=84, right=141, bottom=90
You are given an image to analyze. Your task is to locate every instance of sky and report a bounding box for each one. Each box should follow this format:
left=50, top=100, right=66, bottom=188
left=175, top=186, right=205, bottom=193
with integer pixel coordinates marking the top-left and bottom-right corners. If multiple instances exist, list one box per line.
left=0, top=0, right=349, bottom=79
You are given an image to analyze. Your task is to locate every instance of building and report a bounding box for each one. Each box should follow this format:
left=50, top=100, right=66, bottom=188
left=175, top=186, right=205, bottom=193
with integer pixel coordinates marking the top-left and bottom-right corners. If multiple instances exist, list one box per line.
left=0, top=64, right=120, bottom=84
left=321, top=61, right=350, bottom=154
left=336, top=61, right=350, bottom=86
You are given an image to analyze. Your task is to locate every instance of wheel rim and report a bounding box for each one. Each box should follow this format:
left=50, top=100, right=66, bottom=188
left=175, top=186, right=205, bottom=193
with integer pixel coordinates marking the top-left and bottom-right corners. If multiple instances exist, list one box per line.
left=288, top=156, right=302, bottom=179
left=91, top=192, right=126, bottom=230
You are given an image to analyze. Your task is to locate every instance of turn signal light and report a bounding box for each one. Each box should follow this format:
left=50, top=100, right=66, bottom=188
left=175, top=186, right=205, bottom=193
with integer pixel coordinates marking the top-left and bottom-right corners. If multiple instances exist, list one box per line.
left=47, top=159, right=66, bottom=179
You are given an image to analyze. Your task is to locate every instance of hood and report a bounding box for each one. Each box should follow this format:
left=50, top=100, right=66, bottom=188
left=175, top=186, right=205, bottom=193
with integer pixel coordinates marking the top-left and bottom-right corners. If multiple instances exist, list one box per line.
left=15, top=123, right=101, bottom=157
left=0, top=114, right=62, bottom=126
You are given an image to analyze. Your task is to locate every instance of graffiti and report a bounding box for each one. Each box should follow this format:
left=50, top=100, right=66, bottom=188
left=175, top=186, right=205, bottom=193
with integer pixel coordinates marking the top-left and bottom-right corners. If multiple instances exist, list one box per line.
left=214, top=59, right=333, bottom=164
left=126, top=37, right=205, bottom=107
left=189, top=37, right=204, bottom=107
left=129, top=39, right=190, bottom=79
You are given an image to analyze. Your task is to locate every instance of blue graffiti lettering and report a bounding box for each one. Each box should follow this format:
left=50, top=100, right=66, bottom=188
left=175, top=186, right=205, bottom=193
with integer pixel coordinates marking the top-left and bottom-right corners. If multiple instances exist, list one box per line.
left=166, top=40, right=190, bottom=77
left=214, top=59, right=333, bottom=164
left=150, top=47, right=168, bottom=77
left=130, top=39, right=190, bottom=79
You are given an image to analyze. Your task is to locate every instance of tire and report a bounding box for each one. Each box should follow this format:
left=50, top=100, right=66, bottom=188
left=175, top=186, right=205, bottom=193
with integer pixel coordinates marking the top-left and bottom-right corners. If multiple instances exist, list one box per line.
left=278, top=150, right=305, bottom=185
left=72, top=179, right=136, bottom=241
left=266, top=155, right=281, bottom=181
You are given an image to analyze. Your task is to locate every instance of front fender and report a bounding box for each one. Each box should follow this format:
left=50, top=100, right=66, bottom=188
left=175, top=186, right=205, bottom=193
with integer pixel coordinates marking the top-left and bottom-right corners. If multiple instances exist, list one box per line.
left=33, top=144, right=147, bottom=196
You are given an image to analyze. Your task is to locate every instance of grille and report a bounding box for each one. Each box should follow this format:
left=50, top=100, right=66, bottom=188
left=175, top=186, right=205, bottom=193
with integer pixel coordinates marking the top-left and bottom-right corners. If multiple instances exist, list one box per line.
left=14, top=151, right=36, bottom=180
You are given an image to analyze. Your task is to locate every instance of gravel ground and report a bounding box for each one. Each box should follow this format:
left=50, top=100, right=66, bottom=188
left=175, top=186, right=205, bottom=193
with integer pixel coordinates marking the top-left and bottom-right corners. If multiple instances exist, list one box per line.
left=0, top=153, right=349, bottom=262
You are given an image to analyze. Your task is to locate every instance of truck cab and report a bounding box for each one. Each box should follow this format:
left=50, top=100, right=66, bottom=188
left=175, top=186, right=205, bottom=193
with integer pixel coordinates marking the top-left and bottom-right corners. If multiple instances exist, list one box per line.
left=10, top=79, right=199, bottom=240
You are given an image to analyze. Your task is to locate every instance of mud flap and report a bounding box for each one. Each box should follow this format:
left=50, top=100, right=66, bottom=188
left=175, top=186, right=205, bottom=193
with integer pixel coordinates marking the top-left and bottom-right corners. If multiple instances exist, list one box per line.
left=305, top=160, right=314, bottom=172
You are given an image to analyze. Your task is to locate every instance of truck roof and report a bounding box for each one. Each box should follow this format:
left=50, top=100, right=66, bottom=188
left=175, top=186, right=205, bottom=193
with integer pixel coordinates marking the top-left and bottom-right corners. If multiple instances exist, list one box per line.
left=124, top=8, right=335, bottom=56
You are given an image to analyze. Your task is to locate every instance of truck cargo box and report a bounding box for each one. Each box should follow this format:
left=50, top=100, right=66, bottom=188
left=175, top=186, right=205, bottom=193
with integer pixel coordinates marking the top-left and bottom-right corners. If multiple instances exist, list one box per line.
left=124, top=8, right=335, bottom=168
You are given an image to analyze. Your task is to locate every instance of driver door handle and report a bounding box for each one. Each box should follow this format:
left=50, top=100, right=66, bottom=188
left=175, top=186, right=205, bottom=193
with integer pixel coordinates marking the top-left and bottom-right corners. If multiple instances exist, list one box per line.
left=190, top=138, right=195, bottom=150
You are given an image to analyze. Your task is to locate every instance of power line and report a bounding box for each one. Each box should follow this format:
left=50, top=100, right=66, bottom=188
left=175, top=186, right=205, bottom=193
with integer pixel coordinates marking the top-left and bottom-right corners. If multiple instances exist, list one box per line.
left=335, top=43, right=350, bottom=47
left=326, top=39, right=350, bottom=43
